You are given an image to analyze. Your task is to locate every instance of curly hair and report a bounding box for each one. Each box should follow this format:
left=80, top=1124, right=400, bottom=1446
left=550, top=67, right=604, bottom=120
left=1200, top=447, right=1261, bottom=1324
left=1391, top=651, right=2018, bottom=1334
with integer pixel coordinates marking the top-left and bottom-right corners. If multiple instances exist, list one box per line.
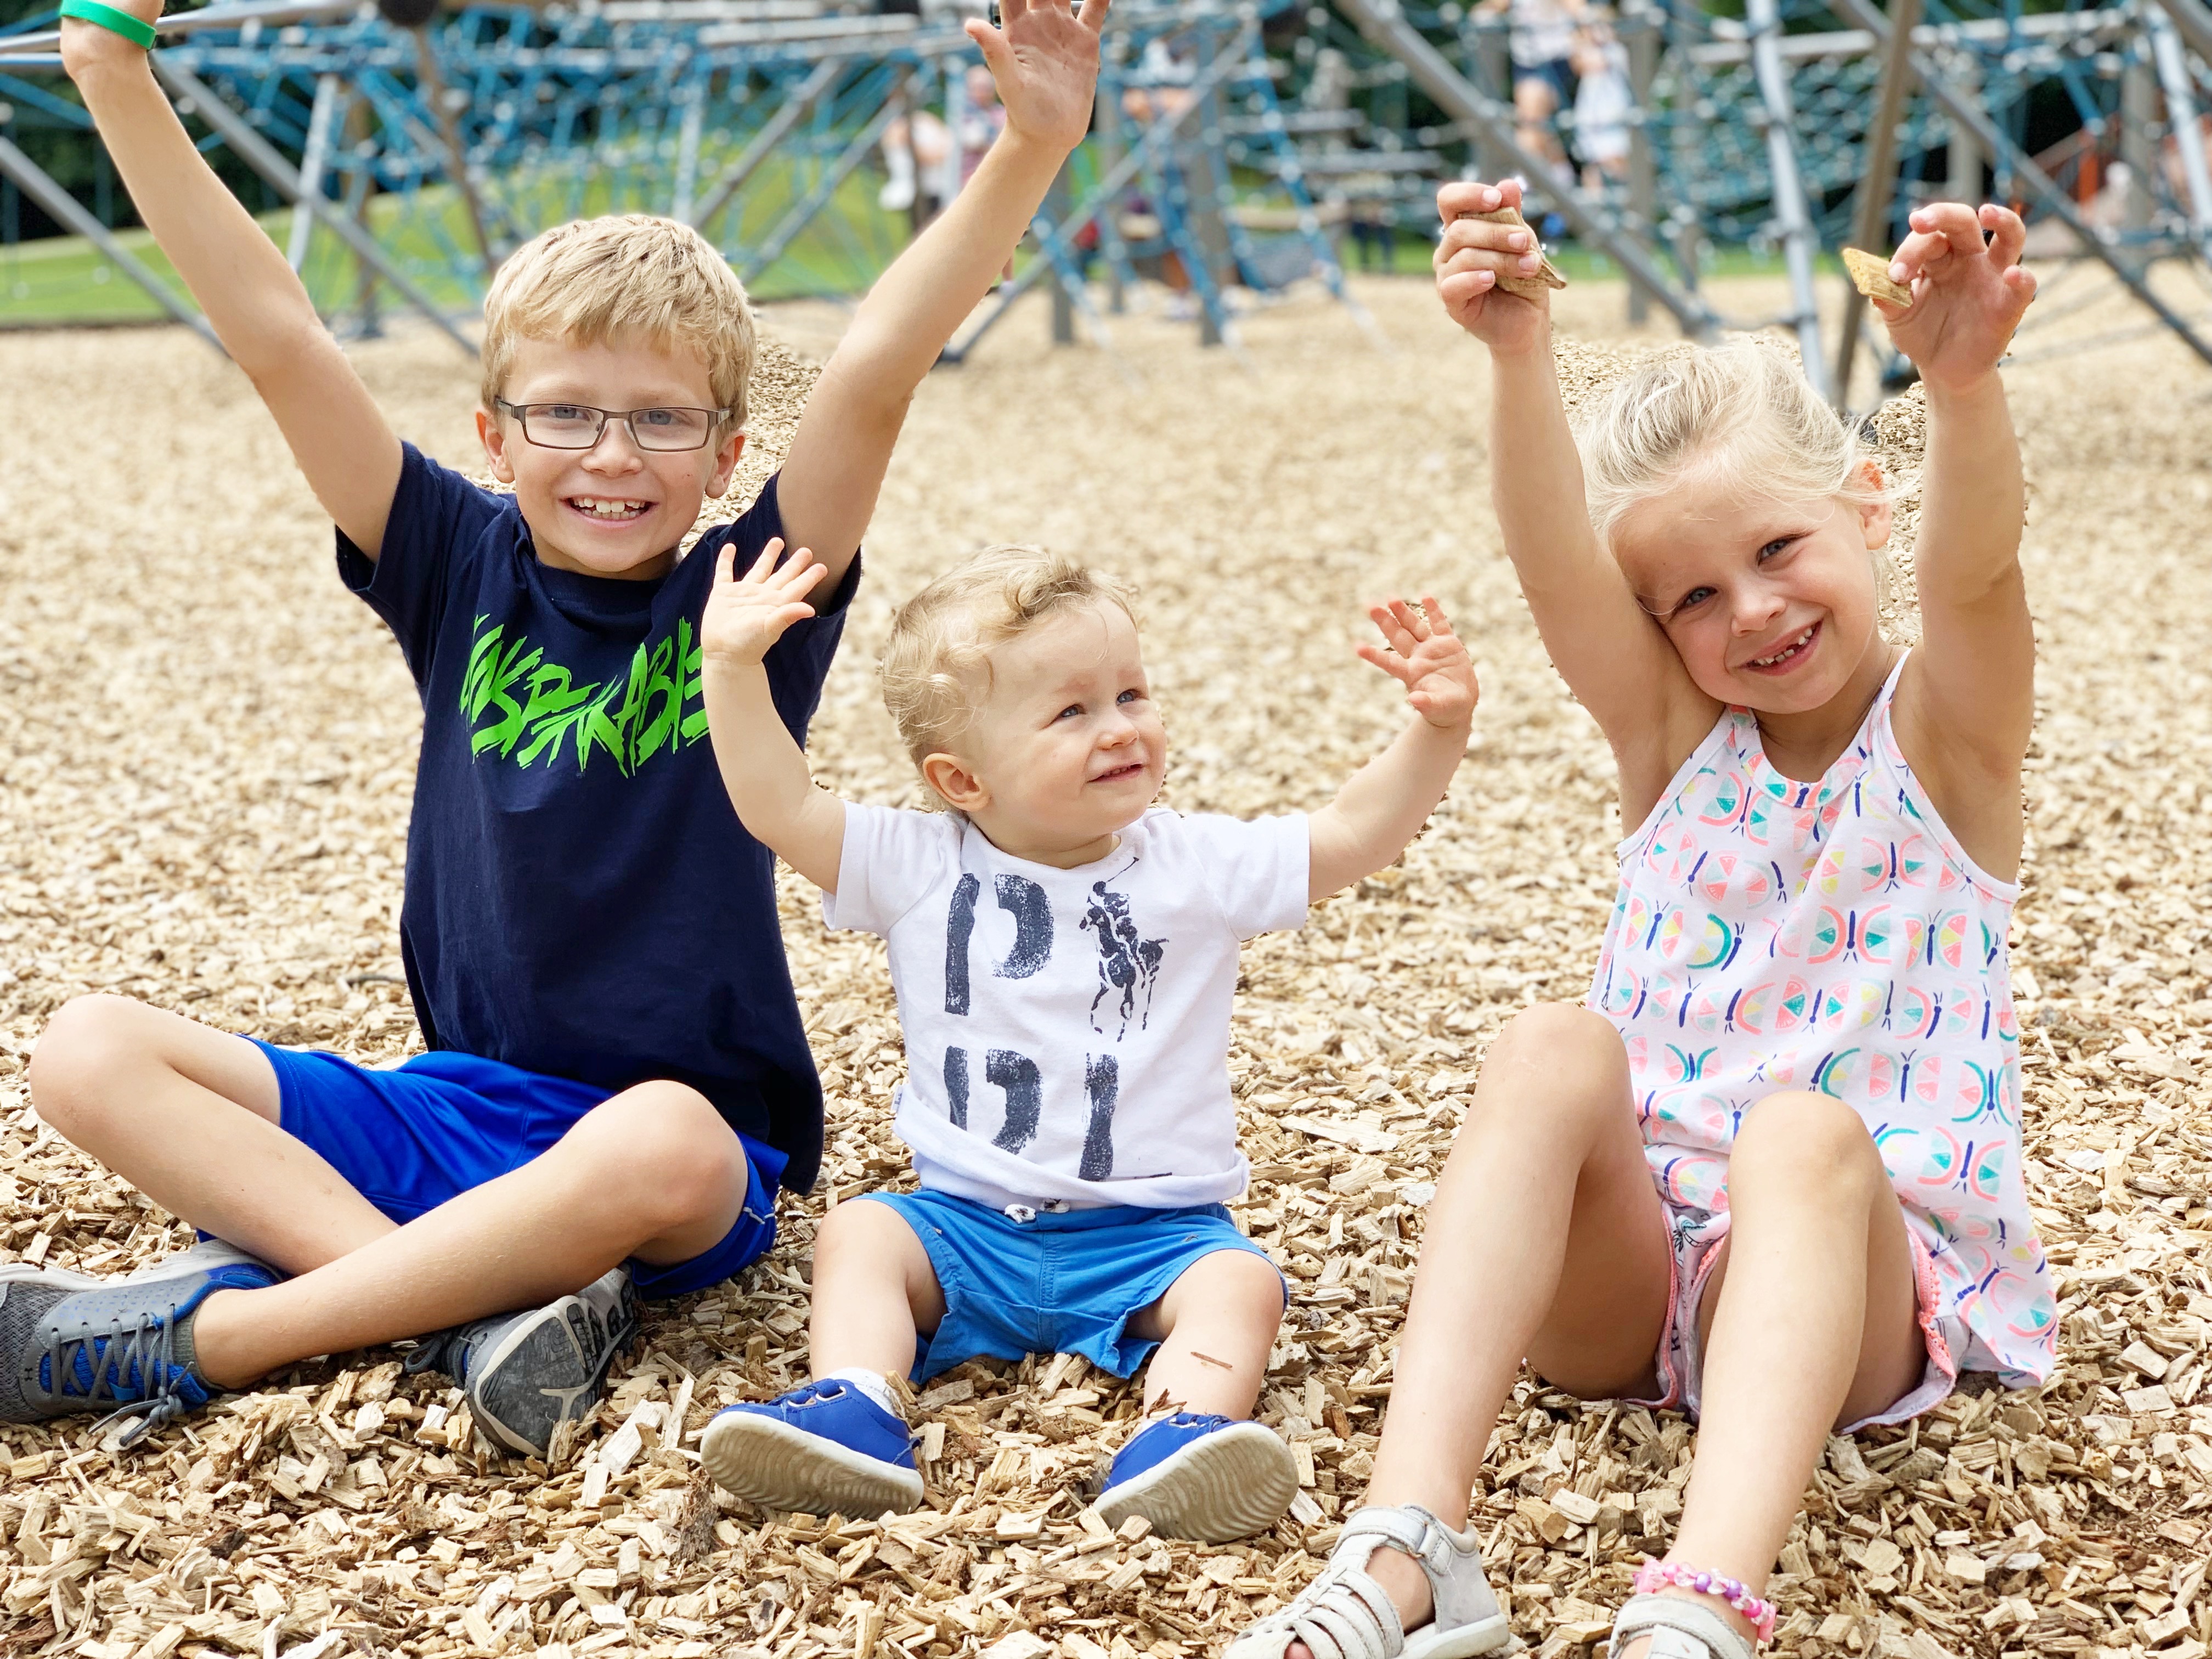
left=881, top=545, right=1139, bottom=805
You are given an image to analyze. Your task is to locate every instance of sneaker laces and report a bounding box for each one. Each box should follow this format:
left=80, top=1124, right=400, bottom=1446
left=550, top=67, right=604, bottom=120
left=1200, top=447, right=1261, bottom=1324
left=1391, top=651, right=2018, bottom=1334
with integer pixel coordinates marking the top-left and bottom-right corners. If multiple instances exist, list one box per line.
left=48, top=1312, right=204, bottom=1449
left=764, top=1379, right=923, bottom=1447
left=402, top=1327, right=466, bottom=1381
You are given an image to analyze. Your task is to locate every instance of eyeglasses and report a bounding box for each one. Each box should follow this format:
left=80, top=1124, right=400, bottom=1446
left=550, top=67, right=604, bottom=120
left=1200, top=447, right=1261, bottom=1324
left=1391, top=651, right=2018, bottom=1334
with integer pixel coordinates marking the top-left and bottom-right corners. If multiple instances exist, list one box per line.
left=494, top=399, right=729, bottom=453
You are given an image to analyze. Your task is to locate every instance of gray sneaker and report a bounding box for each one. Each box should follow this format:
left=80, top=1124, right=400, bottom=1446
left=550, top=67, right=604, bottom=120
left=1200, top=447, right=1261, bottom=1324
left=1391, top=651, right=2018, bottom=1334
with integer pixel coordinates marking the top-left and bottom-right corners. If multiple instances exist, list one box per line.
left=0, top=1251, right=281, bottom=1444
left=123, top=1238, right=283, bottom=1283
left=405, top=1267, right=639, bottom=1460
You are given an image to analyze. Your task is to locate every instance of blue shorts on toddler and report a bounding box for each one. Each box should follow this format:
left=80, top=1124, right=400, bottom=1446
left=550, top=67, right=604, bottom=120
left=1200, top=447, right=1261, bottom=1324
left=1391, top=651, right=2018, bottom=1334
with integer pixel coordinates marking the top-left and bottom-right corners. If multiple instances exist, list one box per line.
left=856, top=1189, right=1282, bottom=1379
left=699, top=1192, right=1296, bottom=1541
left=252, top=1042, right=783, bottom=1297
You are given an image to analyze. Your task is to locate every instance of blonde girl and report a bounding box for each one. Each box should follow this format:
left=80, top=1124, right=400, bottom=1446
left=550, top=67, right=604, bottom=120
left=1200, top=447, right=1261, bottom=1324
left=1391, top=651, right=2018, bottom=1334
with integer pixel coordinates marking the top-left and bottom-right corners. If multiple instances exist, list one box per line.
left=1229, top=184, right=2055, bottom=1659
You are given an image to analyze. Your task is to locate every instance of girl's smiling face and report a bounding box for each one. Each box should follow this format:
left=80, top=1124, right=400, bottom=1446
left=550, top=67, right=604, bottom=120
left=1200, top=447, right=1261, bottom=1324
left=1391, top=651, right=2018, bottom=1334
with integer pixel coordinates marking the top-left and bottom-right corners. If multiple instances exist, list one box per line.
left=1611, top=460, right=1893, bottom=715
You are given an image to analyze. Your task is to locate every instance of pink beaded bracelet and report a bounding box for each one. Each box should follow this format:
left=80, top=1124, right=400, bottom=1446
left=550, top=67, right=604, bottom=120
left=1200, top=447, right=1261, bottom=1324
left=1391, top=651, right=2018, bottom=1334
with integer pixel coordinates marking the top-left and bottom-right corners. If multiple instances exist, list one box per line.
left=1632, top=1560, right=1778, bottom=1644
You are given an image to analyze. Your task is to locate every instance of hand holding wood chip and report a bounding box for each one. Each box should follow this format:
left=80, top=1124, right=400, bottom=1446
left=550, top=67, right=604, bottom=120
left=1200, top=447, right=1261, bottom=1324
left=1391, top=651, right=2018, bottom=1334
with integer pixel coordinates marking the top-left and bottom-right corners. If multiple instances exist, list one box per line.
left=1842, top=247, right=1913, bottom=309
left=1454, top=202, right=1568, bottom=301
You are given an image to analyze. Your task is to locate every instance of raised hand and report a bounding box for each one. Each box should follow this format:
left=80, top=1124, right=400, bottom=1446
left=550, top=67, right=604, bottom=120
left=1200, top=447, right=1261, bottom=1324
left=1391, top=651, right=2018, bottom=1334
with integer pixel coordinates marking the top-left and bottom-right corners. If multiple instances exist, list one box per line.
left=1358, top=596, right=1479, bottom=730
left=966, top=0, right=1108, bottom=153
left=1433, top=179, right=1551, bottom=354
left=1877, top=202, right=2036, bottom=394
left=702, top=539, right=828, bottom=668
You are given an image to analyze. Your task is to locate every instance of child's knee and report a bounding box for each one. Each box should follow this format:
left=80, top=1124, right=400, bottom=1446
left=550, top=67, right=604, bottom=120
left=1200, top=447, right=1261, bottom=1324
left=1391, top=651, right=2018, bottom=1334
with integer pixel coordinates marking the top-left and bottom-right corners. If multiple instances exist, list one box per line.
left=1485, top=1002, right=1623, bottom=1079
left=1460, top=1002, right=1627, bottom=1132
left=572, top=1083, right=750, bottom=1226
left=27, top=994, right=143, bottom=1129
left=1731, top=1091, right=1885, bottom=1201
left=815, top=1199, right=926, bottom=1272
left=1183, top=1247, right=1288, bottom=1323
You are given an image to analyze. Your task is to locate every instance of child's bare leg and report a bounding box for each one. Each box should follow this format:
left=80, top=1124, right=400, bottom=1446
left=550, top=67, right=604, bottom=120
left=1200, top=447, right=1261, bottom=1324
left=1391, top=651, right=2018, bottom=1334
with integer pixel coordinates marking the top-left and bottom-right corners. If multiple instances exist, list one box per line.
left=699, top=1199, right=940, bottom=1517
left=29, top=995, right=394, bottom=1266
left=1622, top=1091, right=1925, bottom=1652
left=1287, top=1002, right=1672, bottom=1654
left=805, top=1199, right=947, bottom=1382
left=1513, top=78, right=1562, bottom=166
left=1097, top=1247, right=1294, bottom=1541
left=1129, top=1247, right=1285, bottom=1417
left=29, top=994, right=757, bottom=1389
left=185, top=1085, right=749, bottom=1385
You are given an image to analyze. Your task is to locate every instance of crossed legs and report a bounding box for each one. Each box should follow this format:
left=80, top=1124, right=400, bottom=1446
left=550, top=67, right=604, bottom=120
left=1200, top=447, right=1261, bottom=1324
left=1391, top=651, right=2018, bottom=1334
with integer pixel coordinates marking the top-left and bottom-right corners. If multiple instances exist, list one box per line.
left=27, top=994, right=755, bottom=1390
left=1290, top=1002, right=1926, bottom=1655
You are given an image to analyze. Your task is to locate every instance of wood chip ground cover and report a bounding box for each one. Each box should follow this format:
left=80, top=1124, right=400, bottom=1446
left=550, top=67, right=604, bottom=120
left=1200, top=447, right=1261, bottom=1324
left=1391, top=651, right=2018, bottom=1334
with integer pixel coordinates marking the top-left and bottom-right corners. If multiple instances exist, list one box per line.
left=1, top=273, right=2208, bottom=1659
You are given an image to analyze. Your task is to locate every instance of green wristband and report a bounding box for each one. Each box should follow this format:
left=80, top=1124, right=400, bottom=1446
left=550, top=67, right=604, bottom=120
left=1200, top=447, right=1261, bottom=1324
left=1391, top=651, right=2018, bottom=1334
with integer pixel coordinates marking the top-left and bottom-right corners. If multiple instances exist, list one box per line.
left=59, top=0, right=160, bottom=49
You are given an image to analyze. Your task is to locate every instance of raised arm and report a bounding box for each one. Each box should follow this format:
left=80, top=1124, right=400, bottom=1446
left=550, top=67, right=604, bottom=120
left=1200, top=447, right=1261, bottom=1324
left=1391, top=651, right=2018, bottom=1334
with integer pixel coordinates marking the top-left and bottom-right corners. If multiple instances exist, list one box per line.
left=1432, top=179, right=1713, bottom=819
left=1875, top=202, right=2038, bottom=877
left=699, top=541, right=849, bottom=891
left=61, top=3, right=402, bottom=558
left=1307, top=598, right=1479, bottom=901
left=776, top=0, right=1107, bottom=587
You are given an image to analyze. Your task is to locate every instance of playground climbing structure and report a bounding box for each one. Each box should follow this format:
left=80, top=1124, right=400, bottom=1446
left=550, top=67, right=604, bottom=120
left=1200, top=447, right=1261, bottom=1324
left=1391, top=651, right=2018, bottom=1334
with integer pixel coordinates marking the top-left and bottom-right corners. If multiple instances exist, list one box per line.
left=2, top=0, right=2209, bottom=392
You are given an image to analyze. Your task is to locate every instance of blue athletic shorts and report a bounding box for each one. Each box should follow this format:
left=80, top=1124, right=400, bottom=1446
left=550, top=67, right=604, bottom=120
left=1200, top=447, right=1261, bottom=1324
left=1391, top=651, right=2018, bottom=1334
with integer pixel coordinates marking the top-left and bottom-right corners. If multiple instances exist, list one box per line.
left=249, top=1042, right=782, bottom=1300
left=856, top=1189, right=1285, bottom=1381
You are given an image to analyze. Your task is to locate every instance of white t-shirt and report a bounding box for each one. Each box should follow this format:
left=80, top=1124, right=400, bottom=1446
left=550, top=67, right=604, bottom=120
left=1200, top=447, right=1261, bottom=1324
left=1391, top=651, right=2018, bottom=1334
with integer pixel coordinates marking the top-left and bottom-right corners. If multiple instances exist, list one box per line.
left=1510, top=0, right=1582, bottom=66
left=1573, top=42, right=1633, bottom=161
left=826, top=803, right=1310, bottom=1212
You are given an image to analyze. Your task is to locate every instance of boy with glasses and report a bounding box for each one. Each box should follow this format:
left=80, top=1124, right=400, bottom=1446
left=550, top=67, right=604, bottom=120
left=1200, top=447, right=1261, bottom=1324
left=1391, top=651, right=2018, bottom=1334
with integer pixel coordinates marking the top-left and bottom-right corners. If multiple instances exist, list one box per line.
left=10, top=0, right=1110, bottom=1460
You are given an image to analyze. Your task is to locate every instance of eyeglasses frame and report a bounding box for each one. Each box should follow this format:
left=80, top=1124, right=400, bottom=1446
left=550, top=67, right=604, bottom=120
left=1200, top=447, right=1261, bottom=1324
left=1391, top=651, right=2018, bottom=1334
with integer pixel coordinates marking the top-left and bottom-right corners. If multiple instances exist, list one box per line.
left=493, top=397, right=732, bottom=453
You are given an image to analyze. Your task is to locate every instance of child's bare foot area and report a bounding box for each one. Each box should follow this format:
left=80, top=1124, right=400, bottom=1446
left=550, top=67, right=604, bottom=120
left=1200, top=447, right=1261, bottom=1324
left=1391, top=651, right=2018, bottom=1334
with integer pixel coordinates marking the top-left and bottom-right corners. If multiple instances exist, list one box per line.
left=1284, top=1545, right=1435, bottom=1659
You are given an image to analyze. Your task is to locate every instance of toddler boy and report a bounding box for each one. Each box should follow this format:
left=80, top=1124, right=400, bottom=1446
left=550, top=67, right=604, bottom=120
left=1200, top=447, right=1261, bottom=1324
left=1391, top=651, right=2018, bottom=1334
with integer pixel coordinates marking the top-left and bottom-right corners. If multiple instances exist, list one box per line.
left=687, top=542, right=1477, bottom=1539
left=8, top=0, right=1111, bottom=1459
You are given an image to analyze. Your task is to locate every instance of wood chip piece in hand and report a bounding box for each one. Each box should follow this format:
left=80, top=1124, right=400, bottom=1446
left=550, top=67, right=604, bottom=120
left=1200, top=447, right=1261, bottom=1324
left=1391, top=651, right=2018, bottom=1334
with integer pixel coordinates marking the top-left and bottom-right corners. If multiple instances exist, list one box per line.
left=1843, top=247, right=1913, bottom=307
left=1454, top=204, right=1568, bottom=300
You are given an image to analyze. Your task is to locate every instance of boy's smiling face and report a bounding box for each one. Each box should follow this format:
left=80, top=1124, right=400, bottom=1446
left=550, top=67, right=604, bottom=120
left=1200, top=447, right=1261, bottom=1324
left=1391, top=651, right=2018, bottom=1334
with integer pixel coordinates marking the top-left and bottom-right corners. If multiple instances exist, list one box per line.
left=477, top=331, right=744, bottom=582
left=924, top=600, right=1167, bottom=868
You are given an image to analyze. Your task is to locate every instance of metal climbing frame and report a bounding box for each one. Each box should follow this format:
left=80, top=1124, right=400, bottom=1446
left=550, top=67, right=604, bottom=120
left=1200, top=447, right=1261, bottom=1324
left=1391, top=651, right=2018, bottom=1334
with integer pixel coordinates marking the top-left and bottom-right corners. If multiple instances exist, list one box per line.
left=0, top=0, right=976, bottom=348
left=947, top=0, right=1379, bottom=360
left=3, top=0, right=2211, bottom=382
left=1256, top=0, right=2212, bottom=396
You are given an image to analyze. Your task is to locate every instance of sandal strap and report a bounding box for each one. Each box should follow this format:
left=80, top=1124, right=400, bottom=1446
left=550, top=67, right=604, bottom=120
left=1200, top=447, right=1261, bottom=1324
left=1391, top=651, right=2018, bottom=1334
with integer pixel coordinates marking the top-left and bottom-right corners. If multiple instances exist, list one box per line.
left=1607, top=1594, right=1760, bottom=1659
left=1226, top=1503, right=1512, bottom=1659
left=1333, top=1504, right=1437, bottom=1562
left=1335, top=1504, right=1507, bottom=1641
left=1227, top=1560, right=1403, bottom=1659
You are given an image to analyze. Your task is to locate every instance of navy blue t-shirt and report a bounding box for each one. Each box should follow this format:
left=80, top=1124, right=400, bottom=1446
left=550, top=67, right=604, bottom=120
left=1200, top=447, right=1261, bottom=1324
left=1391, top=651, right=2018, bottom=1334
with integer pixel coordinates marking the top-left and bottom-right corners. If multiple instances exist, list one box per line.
left=338, top=443, right=855, bottom=1192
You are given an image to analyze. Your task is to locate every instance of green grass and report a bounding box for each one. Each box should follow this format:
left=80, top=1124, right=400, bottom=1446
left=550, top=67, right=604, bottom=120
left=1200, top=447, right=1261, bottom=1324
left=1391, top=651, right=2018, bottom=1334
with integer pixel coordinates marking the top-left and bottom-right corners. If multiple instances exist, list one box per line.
left=0, top=142, right=923, bottom=328
left=2, top=138, right=1835, bottom=330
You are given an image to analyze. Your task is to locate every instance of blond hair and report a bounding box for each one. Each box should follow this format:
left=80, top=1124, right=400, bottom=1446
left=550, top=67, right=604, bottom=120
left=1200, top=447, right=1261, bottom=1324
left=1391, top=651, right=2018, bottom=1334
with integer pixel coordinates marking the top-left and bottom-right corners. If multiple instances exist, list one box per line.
left=480, top=216, right=757, bottom=431
left=881, top=545, right=1139, bottom=794
left=1577, top=341, right=1887, bottom=550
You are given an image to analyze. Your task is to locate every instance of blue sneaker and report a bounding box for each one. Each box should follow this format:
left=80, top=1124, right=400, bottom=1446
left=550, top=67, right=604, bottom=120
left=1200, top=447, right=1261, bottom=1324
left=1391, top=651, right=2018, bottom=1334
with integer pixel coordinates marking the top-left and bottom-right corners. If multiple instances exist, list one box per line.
left=701, top=1379, right=924, bottom=1516
left=1096, top=1412, right=1299, bottom=1542
left=0, top=1252, right=280, bottom=1444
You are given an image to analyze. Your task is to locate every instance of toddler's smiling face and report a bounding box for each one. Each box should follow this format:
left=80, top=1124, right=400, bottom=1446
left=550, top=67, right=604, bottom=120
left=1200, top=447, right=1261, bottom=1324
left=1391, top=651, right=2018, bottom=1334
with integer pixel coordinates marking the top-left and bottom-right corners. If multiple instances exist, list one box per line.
left=924, top=599, right=1167, bottom=867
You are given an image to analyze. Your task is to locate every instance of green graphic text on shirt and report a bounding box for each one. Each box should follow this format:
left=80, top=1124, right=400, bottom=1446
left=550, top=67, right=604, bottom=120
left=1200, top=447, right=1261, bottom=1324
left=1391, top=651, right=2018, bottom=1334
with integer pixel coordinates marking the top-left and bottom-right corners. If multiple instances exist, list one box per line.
left=460, top=613, right=708, bottom=774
